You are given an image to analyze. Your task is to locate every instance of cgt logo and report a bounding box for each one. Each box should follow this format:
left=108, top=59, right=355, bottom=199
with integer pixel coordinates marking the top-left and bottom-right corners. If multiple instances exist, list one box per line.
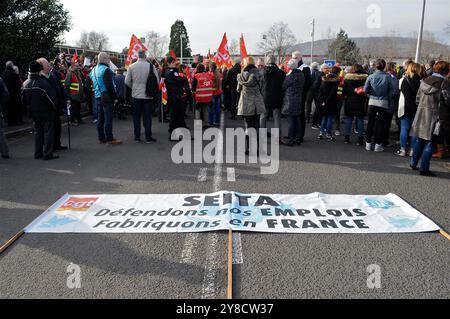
left=57, top=197, right=99, bottom=212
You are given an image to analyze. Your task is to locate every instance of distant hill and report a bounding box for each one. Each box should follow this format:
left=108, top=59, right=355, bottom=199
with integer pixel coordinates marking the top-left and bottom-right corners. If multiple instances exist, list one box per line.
left=290, top=37, right=450, bottom=61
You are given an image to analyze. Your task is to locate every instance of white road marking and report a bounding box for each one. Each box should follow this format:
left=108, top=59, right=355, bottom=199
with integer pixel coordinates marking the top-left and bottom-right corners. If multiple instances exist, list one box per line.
left=232, top=232, right=243, bottom=265
left=201, top=113, right=225, bottom=299
left=180, top=233, right=200, bottom=264
left=0, top=200, right=47, bottom=211
left=201, top=232, right=219, bottom=299
left=227, top=167, right=236, bottom=182
left=197, top=168, right=208, bottom=182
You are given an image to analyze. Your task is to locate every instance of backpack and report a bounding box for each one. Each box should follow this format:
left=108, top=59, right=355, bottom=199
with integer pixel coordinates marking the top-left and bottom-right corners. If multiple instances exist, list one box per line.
left=145, top=63, right=159, bottom=99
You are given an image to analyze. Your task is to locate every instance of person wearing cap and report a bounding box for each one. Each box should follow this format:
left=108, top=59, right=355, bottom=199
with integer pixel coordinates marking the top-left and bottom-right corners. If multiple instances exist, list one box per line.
left=22, top=62, right=59, bottom=160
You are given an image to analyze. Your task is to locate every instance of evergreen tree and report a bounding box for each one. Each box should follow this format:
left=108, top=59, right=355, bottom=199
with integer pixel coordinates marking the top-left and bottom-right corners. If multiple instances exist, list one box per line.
left=168, top=20, right=192, bottom=58
left=0, top=0, right=71, bottom=71
left=328, top=29, right=361, bottom=65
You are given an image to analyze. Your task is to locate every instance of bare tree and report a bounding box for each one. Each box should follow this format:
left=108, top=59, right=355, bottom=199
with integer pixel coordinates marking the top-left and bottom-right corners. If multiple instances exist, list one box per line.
left=145, top=31, right=169, bottom=59
left=258, top=22, right=296, bottom=64
left=228, top=38, right=239, bottom=56
left=77, top=31, right=109, bottom=51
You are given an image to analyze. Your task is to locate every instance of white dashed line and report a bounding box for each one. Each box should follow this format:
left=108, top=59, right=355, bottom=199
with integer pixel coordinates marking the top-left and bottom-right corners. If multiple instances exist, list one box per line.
left=197, top=168, right=208, bottom=182
left=227, top=167, right=236, bottom=182
left=232, top=233, right=243, bottom=265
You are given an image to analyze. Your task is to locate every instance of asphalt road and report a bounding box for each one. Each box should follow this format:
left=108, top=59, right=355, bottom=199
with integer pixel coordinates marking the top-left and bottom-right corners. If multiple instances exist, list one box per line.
left=0, top=112, right=449, bottom=299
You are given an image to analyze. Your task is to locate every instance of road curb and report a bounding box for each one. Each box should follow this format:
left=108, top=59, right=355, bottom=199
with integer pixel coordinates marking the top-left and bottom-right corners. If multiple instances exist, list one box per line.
left=5, top=112, right=91, bottom=139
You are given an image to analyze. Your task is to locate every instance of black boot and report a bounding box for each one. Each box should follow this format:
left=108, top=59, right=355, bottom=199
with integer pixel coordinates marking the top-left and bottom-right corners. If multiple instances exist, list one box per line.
left=344, top=136, right=350, bottom=144
left=357, top=136, right=364, bottom=146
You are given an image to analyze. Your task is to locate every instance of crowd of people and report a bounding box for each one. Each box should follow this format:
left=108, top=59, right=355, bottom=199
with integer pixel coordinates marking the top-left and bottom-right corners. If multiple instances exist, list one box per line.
left=0, top=49, right=449, bottom=177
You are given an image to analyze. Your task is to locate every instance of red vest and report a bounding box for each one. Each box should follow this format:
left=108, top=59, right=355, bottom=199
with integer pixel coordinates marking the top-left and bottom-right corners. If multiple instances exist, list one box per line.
left=194, top=72, right=213, bottom=103
left=69, top=73, right=80, bottom=95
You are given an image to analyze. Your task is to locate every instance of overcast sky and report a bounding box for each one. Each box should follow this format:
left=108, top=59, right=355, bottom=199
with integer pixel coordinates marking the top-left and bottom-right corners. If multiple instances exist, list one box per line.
left=61, top=0, right=450, bottom=54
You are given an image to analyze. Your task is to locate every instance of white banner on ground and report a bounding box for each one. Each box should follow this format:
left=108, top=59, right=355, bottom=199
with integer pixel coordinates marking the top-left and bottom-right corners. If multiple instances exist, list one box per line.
left=25, top=192, right=440, bottom=234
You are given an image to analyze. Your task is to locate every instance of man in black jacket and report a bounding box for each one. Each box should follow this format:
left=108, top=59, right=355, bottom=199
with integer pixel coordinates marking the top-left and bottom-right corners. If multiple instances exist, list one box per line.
left=22, top=62, right=59, bottom=160
left=292, top=51, right=312, bottom=143
left=261, top=55, right=286, bottom=142
left=38, top=57, right=68, bottom=151
left=226, top=60, right=241, bottom=120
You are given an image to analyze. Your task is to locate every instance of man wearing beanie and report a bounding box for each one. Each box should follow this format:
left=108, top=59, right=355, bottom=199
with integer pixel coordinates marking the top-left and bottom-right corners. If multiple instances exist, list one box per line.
left=22, top=61, right=59, bottom=160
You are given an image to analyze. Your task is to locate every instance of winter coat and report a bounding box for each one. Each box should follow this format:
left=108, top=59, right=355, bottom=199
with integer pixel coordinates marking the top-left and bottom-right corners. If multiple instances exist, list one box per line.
left=50, top=68, right=68, bottom=111
left=64, top=69, right=85, bottom=103
left=262, top=64, right=286, bottom=110
left=237, top=65, right=266, bottom=116
left=388, top=73, right=400, bottom=114
left=164, top=67, right=185, bottom=105
left=364, top=70, right=393, bottom=108
left=410, top=75, right=445, bottom=141
left=297, top=60, right=312, bottom=96
left=281, top=69, right=305, bottom=116
left=400, top=74, right=421, bottom=119
left=2, top=68, right=22, bottom=103
left=440, top=79, right=450, bottom=134
left=343, top=72, right=368, bottom=117
left=318, top=73, right=340, bottom=116
left=114, top=74, right=126, bottom=99
left=227, top=63, right=241, bottom=94
left=310, top=69, right=321, bottom=96
left=0, top=77, right=9, bottom=116
left=22, top=73, right=57, bottom=122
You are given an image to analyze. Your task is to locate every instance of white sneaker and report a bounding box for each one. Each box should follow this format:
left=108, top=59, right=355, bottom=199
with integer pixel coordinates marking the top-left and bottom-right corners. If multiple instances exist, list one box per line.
left=396, top=149, right=407, bottom=157
left=366, top=142, right=373, bottom=151
left=334, top=130, right=341, bottom=136
left=374, top=144, right=384, bottom=152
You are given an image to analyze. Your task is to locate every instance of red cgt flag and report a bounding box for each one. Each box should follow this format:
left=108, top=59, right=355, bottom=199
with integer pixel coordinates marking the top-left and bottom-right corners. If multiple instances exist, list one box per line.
left=170, top=50, right=177, bottom=60
left=240, top=34, right=248, bottom=60
left=125, top=34, right=148, bottom=66
left=72, top=52, right=78, bottom=64
left=215, top=33, right=233, bottom=69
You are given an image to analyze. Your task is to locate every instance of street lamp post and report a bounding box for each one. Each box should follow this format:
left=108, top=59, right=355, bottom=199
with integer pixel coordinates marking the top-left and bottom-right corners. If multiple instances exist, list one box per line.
left=180, top=34, right=185, bottom=64
left=415, top=0, right=426, bottom=63
left=310, top=18, right=315, bottom=65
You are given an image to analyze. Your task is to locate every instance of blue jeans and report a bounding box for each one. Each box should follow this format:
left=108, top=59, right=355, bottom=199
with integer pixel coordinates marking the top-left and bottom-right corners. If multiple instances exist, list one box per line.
left=321, top=116, right=333, bottom=134
left=400, top=117, right=411, bottom=150
left=411, top=137, right=435, bottom=172
left=345, top=116, right=364, bottom=137
left=92, top=97, right=98, bottom=121
left=133, top=99, right=153, bottom=141
left=97, top=100, right=114, bottom=142
left=209, top=95, right=221, bottom=125
left=287, top=115, right=300, bottom=141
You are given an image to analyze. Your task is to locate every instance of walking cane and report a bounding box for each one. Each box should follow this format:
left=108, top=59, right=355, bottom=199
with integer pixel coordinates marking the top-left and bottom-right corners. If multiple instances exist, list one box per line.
left=67, top=101, right=71, bottom=150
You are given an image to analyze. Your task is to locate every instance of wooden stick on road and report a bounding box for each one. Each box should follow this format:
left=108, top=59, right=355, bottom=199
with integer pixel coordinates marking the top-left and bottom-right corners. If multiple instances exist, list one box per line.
left=439, top=229, right=450, bottom=241
left=227, top=229, right=233, bottom=300
left=0, top=230, right=25, bottom=255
